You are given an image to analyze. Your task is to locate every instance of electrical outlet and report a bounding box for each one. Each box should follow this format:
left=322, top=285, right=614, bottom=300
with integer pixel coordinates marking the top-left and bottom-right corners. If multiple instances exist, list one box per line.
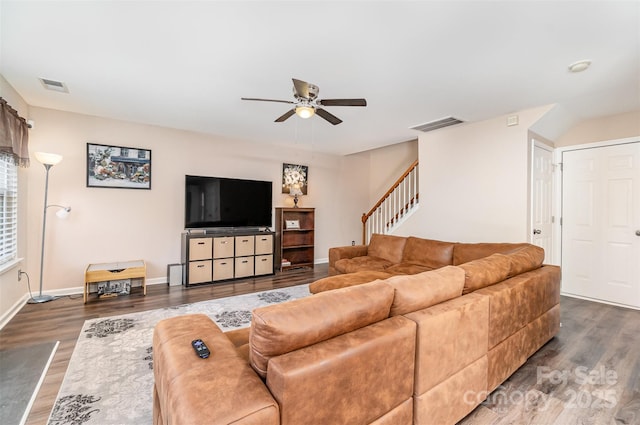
left=17, top=269, right=22, bottom=281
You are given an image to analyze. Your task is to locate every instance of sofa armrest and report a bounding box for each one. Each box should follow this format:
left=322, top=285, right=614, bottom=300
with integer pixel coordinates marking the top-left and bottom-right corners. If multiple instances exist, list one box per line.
left=153, top=314, right=279, bottom=425
left=328, top=245, right=368, bottom=275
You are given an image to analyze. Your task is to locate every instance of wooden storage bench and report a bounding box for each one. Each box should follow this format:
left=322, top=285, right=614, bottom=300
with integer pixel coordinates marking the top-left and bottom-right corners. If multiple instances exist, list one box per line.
left=84, top=260, right=146, bottom=303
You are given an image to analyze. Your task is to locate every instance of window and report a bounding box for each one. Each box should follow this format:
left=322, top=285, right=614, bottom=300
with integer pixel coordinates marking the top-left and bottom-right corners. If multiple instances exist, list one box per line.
left=0, top=153, right=18, bottom=266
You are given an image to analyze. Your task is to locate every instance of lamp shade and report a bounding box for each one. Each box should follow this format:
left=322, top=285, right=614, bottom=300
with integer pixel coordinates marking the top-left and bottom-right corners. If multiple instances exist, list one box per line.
left=34, top=152, right=63, bottom=166
left=289, top=183, right=303, bottom=196
left=295, top=106, right=315, bottom=119
left=55, top=207, right=71, bottom=219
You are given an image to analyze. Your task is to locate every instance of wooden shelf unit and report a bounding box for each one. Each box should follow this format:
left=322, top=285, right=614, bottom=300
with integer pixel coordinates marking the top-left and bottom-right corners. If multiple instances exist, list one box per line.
left=275, top=207, right=315, bottom=271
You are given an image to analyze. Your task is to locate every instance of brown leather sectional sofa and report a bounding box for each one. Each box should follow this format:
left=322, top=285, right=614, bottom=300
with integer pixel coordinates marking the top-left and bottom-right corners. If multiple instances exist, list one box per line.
left=152, top=234, right=560, bottom=425
left=316, top=233, right=536, bottom=292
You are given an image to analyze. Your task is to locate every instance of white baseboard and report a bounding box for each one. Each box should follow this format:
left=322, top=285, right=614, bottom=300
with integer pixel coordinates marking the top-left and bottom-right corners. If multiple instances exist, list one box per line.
left=0, top=293, right=30, bottom=331
left=0, top=277, right=168, bottom=330
left=47, top=277, right=168, bottom=298
left=1, top=267, right=324, bottom=330
left=561, top=292, right=639, bottom=311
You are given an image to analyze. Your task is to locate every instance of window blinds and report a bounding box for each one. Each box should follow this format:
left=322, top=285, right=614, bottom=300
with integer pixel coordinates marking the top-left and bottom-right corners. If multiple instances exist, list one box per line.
left=0, top=154, right=18, bottom=265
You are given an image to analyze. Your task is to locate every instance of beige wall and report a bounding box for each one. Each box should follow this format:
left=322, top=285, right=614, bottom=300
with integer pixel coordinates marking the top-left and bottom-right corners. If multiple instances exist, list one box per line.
left=365, top=140, right=418, bottom=208
left=397, top=105, right=552, bottom=243
left=556, top=110, right=640, bottom=147
left=0, top=94, right=416, bottom=324
left=346, top=140, right=419, bottom=244
left=21, top=107, right=373, bottom=296
left=1, top=75, right=28, bottom=115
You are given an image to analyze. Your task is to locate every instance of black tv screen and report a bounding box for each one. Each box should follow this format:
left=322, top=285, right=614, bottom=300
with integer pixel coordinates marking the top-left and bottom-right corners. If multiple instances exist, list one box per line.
left=185, top=175, right=272, bottom=229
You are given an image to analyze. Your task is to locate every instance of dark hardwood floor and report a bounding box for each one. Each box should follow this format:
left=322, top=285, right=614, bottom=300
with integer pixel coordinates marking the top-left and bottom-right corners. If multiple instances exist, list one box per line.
left=1, top=264, right=638, bottom=425
left=0, top=265, right=328, bottom=425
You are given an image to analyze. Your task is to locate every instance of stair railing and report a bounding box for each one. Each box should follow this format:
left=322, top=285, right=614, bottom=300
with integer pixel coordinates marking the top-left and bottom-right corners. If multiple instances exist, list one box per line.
left=361, top=160, right=419, bottom=244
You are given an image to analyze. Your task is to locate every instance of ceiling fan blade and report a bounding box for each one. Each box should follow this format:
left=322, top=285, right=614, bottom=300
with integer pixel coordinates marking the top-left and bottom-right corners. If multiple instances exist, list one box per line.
left=275, top=109, right=296, bottom=122
left=292, top=78, right=310, bottom=99
left=316, top=108, right=343, bottom=125
left=241, top=97, right=294, bottom=104
left=317, top=98, right=367, bottom=107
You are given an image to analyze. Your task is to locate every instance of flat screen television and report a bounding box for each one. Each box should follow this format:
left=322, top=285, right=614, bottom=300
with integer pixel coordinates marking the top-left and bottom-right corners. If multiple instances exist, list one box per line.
left=185, top=175, right=272, bottom=229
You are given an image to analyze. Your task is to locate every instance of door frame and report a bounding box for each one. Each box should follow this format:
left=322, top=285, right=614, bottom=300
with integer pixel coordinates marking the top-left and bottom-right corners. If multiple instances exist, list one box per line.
left=554, top=136, right=640, bottom=305
left=529, top=139, right=556, bottom=263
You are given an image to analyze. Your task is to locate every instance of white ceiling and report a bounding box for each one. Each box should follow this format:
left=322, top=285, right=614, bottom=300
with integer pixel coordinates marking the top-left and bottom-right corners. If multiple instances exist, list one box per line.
left=1, top=1, right=638, bottom=155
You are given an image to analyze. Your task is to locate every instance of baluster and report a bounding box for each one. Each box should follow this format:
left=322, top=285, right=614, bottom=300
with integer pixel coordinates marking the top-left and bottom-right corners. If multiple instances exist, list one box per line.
left=401, top=179, right=406, bottom=217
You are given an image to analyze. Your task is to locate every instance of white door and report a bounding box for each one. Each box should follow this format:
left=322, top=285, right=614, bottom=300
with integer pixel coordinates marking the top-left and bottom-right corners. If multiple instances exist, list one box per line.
left=531, top=142, right=554, bottom=262
left=561, top=142, right=640, bottom=308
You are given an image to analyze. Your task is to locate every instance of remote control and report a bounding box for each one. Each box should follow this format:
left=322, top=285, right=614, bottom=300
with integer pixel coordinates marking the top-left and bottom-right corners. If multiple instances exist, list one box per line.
left=191, top=339, right=210, bottom=359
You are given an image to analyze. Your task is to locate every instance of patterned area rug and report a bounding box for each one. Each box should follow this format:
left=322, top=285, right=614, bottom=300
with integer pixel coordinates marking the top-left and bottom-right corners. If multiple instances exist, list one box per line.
left=47, top=284, right=310, bottom=425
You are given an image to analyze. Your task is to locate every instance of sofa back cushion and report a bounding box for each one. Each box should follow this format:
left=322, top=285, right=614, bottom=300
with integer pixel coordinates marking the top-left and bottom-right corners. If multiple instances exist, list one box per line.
left=505, top=244, right=545, bottom=276
left=401, top=237, right=455, bottom=269
left=367, top=233, right=407, bottom=264
left=334, top=256, right=393, bottom=274
left=386, top=266, right=465, bottom=316
left=453, top=242, right=529, bottom=265
left=458, top=245, right=546, bottom=294
left=249, top=281, right=394, bottom=378
left=459, top=253, right=512, bottom=294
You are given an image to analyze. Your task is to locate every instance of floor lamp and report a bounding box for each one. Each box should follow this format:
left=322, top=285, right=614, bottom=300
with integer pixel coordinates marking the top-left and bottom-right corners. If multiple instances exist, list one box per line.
left=30, top=152, right=71, bottom=304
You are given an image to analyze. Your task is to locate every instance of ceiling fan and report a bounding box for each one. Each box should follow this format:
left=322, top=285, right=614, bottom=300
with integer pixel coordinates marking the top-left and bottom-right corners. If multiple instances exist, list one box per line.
left=241, top=78, right=367, bottom=125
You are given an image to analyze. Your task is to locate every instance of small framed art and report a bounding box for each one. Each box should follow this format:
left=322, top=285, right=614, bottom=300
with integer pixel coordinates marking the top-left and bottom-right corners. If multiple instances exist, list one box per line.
left=285, top=219, right=300, bottom=229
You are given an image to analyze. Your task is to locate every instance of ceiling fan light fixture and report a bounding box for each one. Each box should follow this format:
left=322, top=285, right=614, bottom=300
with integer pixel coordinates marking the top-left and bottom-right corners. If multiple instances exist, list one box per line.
left=295, top=105, right=315, bottom=119
left=242, top=78, right=365, bottom=124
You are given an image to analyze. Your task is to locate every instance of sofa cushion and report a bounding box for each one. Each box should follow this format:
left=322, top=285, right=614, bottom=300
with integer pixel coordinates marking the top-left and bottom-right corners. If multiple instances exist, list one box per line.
left=249, top=281, right=395, bottom=378
left=505, top=245, right=545, bottom=276
left=452, top=242, right=528, bottom=265
left=367, top=233, right=407, bottom=264
left=401, top=237, right=455, bottom=269
left=385, top=263, right=435, bottom=275
left=385, top=266, right=465, bottom=316
left=309, top=270, right=393, bottom=293
left=334, top=256, right=393, bottom=274
left=459, top=253, right=512, bottom=294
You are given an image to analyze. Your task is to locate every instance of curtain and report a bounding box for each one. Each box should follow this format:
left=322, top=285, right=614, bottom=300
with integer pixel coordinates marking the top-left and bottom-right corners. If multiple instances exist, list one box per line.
left=0, top=97, right=30, bottom=167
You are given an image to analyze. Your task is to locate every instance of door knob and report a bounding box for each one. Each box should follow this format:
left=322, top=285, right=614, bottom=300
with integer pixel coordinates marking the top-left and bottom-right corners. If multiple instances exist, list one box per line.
left=636, top=230, right=640, bottom=236
left=533, top=229, right=542, bottom=235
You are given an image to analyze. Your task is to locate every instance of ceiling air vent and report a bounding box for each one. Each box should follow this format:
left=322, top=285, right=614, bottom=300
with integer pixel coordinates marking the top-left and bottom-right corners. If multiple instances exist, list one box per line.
left=410, top=116, right=463, bottom=133
left=39, top=77, right=69, bottom=93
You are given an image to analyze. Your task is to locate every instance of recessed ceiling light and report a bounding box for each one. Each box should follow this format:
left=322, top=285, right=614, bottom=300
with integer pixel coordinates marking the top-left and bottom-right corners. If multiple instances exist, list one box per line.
left=568, top=60, right=591, bottom=73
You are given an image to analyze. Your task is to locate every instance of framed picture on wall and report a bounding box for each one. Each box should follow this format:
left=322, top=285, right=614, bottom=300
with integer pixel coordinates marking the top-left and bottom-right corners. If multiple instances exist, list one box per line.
left=87, top=143, right=152, bottom=189
left=282, top=163, right=308, bottom=194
